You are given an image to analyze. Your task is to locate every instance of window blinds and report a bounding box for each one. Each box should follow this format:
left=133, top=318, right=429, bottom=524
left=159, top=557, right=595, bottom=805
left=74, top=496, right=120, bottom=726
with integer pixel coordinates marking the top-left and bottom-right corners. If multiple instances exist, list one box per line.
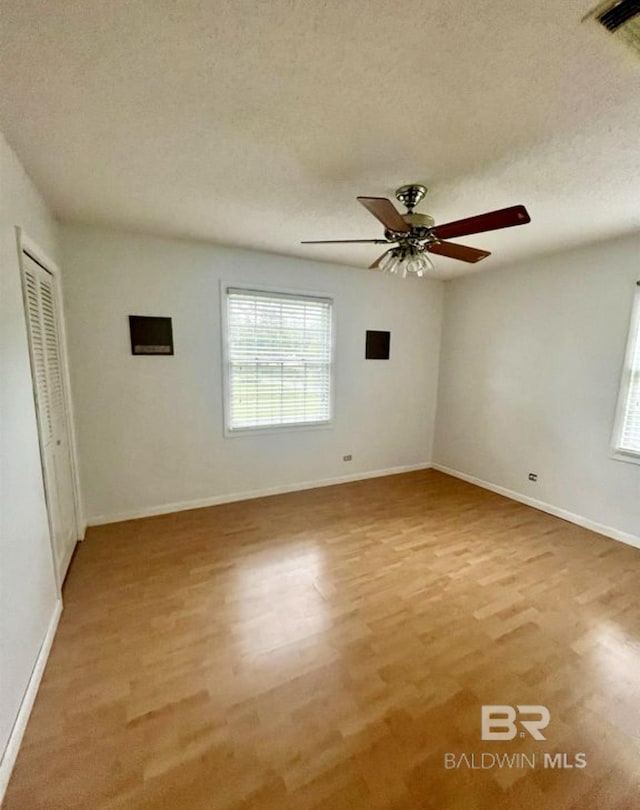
left=226, top=288, right=333, bottom=430
left=617, top=288, right=640, bottom=455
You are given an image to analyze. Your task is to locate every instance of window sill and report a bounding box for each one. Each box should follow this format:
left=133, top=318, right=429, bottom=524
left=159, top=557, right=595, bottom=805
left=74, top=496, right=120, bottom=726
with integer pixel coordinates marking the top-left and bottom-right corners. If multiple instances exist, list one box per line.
left=610, top=449, right=640, bottom=467
left=224, top=420, right=334, bottom=439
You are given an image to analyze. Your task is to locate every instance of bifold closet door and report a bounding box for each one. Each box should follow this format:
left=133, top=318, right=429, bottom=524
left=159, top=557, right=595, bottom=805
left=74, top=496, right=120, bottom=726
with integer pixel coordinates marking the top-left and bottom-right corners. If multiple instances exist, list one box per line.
left=22, top=253, right=77, bottom=583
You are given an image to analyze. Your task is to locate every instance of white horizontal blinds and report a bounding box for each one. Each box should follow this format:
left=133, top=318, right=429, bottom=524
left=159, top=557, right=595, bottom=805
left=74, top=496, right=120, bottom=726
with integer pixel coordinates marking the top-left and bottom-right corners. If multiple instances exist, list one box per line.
left=23, top=262, right=53, bottom=442
left=619, top=289, right=640, bottom=453
left=227, top=288, right=332, bottom=430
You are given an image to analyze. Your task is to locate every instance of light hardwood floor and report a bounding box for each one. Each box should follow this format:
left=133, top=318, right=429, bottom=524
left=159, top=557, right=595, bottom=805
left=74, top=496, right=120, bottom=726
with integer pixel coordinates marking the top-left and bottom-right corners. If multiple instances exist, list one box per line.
left=4, top=470, right=640, bottom=809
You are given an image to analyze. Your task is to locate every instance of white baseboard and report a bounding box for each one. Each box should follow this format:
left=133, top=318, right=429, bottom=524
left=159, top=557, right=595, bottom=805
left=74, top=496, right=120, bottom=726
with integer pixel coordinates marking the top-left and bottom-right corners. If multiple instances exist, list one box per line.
left=0, top=598, right=62, bottom=802
left=433, top=463, right=640, bottom=551
left=87, top=463, right=433, bottom=526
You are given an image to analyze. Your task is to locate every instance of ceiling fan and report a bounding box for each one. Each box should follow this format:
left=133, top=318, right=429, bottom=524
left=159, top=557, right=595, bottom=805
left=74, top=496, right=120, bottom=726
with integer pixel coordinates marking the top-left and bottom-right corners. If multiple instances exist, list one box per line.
left=302, top=184, right=531, bottom=277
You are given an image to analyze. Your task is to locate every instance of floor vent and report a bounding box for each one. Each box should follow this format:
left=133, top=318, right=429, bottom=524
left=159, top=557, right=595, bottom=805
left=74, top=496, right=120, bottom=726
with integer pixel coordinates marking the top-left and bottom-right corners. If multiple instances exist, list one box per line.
left=587, top=0, right=640, bottom=56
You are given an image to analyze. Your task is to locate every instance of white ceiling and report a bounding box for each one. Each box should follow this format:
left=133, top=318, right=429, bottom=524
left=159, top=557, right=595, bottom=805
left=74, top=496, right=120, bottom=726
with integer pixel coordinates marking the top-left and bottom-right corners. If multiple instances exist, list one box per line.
left=1, top=0, right=639, bottom=278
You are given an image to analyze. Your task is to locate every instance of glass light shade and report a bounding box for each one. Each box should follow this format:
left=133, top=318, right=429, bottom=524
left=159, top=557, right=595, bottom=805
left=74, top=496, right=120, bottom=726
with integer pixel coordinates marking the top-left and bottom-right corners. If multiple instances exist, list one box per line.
left=378, top=247, right=434, bottom=278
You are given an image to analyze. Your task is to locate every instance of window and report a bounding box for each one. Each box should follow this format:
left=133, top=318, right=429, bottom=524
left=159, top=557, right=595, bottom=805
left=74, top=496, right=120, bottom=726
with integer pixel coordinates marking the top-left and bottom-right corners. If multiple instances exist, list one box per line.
left=224, top=287, right=333, bottom=432
left=612, top=284, right=640, bottom=461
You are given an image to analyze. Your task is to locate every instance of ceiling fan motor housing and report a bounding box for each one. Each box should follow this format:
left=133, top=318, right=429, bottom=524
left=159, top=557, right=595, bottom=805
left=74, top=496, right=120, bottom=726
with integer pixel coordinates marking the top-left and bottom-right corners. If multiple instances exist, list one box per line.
left=385, top=211, right=436, bottom=243
left=402, top=212, right=435, bottom=229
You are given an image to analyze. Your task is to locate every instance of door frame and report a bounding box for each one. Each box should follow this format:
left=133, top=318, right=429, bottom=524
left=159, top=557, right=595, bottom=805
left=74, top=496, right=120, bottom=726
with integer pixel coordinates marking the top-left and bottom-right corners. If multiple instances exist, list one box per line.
left=15, top=228, right=85, bottom=583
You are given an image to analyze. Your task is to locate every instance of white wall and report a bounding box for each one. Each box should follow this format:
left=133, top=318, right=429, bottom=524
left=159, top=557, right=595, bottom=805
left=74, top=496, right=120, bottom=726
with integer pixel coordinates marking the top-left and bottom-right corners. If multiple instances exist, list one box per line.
left=60, top=224, right=443, bottom=524
left=434, top=234, right=640, bottom=542
left=0, top=134, right=60, bottom=775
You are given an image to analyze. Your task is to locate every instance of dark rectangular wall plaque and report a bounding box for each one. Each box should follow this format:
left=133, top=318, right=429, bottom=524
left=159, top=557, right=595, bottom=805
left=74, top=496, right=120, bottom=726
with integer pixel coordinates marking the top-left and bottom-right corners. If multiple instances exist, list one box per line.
left=365, top=330, right=390, bottom=360
left=129, top=316, right=174, bottom=355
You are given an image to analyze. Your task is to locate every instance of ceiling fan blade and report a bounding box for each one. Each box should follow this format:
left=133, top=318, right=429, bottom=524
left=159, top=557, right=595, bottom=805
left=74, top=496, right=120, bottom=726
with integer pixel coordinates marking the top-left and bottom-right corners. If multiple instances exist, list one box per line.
left=357, top=197, right=411, bottom=233
left=369, top=250, right=392, bottom=269
left=426, top=241, right=491, bottom=263
left=301, top=238, right=389, bottom=244
left=431, top=205, right=530, bottom=240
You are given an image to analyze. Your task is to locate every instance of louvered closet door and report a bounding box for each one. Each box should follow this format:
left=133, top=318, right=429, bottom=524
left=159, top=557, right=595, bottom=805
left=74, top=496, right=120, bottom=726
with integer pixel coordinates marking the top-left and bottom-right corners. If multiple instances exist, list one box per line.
left=23, top=254, right=77, bottom=583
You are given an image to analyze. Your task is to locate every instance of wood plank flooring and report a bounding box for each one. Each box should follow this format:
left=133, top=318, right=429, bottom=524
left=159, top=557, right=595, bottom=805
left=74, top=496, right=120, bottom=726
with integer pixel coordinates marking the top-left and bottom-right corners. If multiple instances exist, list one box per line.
left=4, top=470, right=640, bottom=809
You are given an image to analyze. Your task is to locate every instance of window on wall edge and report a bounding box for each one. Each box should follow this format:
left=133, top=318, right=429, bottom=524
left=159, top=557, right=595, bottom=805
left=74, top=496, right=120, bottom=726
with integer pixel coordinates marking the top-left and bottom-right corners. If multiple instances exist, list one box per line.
left=612, top=284, right=640, bottom=462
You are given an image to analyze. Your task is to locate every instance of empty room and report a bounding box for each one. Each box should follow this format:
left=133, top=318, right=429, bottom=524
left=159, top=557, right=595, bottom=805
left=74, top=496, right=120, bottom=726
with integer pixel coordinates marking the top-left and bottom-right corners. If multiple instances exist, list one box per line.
left=1, top=1, right=640, bottom=808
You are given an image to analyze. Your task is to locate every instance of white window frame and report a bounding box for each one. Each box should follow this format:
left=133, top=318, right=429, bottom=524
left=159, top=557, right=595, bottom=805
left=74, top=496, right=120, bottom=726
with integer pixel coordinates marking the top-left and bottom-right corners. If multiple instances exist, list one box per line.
left=220, top=282, right=335, bottom=437
left=611, top=283, right=640, bottom=465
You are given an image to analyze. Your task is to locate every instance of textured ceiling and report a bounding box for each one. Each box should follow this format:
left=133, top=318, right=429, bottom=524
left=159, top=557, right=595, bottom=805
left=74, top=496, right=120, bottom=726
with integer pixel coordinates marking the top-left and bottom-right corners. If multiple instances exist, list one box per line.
left=1, top=0, right=639, bottom=278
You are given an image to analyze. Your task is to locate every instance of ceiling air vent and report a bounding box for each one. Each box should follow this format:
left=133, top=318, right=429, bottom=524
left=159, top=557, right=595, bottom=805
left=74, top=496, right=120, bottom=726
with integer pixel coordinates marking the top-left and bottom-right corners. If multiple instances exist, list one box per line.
left=597, top=0, right=640, bottom=30
left=588, top=0, right=640, bottom=56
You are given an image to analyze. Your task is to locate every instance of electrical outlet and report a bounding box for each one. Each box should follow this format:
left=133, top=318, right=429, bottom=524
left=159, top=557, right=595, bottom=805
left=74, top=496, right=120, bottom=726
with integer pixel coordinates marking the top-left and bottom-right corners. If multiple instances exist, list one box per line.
left=528, top=472, right=538, bottom=482
left=343, top=454, right=352, bottom=462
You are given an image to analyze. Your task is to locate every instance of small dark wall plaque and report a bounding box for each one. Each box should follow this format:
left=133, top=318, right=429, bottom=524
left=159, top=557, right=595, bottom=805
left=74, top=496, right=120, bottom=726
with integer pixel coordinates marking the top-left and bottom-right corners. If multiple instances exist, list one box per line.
left=365, top=330, right=390, bottom=360
left=129, top=316, right=174, bottom=355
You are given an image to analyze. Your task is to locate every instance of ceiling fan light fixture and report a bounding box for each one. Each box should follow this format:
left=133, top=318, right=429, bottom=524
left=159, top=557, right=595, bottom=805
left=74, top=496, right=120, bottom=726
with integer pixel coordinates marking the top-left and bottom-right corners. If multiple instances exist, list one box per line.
left=378, top=246, right=434, bottom=278
left=301, top=184, right=530, bottom=276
